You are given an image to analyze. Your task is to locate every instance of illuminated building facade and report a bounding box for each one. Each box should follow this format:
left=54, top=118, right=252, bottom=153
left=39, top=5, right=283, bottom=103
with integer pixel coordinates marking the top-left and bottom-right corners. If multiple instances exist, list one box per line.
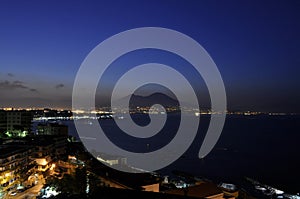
left=0, top=145, right=34, bottom=192
left=0, top=110, right=33, bottom=137
left=33, top=139, right=54, bottom=172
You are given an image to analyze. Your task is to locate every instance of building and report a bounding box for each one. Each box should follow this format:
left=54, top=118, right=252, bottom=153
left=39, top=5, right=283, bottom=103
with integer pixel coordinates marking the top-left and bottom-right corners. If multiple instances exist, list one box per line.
left=165, top=182, right=234, bottom=199
left=0, top=145, right=35, bottom=192
left=37, top=122, right=68, bottom=136
left=96, top=153, right=127, bottom=167
left=53, top=136, right=68, bottom=161
left=0, top=110, right=33, bottom=137
left=0, top=110, right=7, bottom=135
left=218, top=183, right=239, bottom=198
left=31, top=134, right=68, bottom=172
left=33, top=138, right=54, bottom=172
left=0, top=110, right=7, bottom=136
left=36, top=123, right=68, bottom=161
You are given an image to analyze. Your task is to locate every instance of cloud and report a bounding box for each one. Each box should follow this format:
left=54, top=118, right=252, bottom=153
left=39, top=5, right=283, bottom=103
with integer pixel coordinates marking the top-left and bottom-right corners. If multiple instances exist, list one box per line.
left=29, top=88, right=39, bottom=92
left=0, top=80, right=38, bottom=92
left=13, top=80, right=23, bottom=84
left=13, top=80, right=26, bottom=86
left=0, top=80, right=28, bottom=89
left=55, top=83, right=65, bottom=89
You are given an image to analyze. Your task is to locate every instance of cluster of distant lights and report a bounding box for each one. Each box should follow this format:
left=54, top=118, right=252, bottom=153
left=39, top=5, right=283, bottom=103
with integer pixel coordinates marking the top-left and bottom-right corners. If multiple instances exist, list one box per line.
left=1, top=107, right=69, bottom=111
left=1, top=107, right=296, bottom=118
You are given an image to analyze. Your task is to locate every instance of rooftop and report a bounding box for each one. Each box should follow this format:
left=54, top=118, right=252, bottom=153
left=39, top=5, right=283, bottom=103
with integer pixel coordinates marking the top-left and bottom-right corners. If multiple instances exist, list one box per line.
left=165, top=182, right=224, bottom=198
left=0, top=145, right=30, bottom=158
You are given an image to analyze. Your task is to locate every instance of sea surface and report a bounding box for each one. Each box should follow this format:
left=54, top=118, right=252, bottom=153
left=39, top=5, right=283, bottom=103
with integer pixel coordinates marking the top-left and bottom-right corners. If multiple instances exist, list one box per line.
left=43, top=114, right=300, bottom=193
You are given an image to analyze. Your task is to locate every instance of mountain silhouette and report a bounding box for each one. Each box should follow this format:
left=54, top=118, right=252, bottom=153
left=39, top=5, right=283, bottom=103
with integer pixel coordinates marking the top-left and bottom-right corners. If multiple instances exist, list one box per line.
left=115, top=93, right=179, bottom=108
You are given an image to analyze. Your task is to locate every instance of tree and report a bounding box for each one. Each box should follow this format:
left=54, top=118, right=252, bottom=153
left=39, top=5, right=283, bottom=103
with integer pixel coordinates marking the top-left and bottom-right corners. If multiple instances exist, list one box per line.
left=87, top=172, right=103, bottom=195
left=46, top=167, right=87, bottom=195
left=74, top=167, right=87, bottom=194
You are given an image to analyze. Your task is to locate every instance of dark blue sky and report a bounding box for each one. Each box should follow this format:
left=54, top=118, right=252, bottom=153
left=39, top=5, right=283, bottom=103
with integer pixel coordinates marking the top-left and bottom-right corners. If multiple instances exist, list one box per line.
left=0, top=0, right=299, bottom=112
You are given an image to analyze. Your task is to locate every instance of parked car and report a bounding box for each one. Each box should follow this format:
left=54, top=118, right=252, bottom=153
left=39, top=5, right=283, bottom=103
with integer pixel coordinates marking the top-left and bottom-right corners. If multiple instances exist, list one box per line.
left=10, top=191, right=17, bottom=196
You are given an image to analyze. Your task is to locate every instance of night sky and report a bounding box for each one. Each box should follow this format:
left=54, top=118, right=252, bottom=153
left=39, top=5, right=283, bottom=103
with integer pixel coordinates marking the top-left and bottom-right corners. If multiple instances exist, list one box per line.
left=0, top=0, right=299, bottom=112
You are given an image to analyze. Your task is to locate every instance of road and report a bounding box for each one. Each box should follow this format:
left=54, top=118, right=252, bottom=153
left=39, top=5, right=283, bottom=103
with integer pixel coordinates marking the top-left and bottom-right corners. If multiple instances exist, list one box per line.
left=5, top=183, right=43, bottom=199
